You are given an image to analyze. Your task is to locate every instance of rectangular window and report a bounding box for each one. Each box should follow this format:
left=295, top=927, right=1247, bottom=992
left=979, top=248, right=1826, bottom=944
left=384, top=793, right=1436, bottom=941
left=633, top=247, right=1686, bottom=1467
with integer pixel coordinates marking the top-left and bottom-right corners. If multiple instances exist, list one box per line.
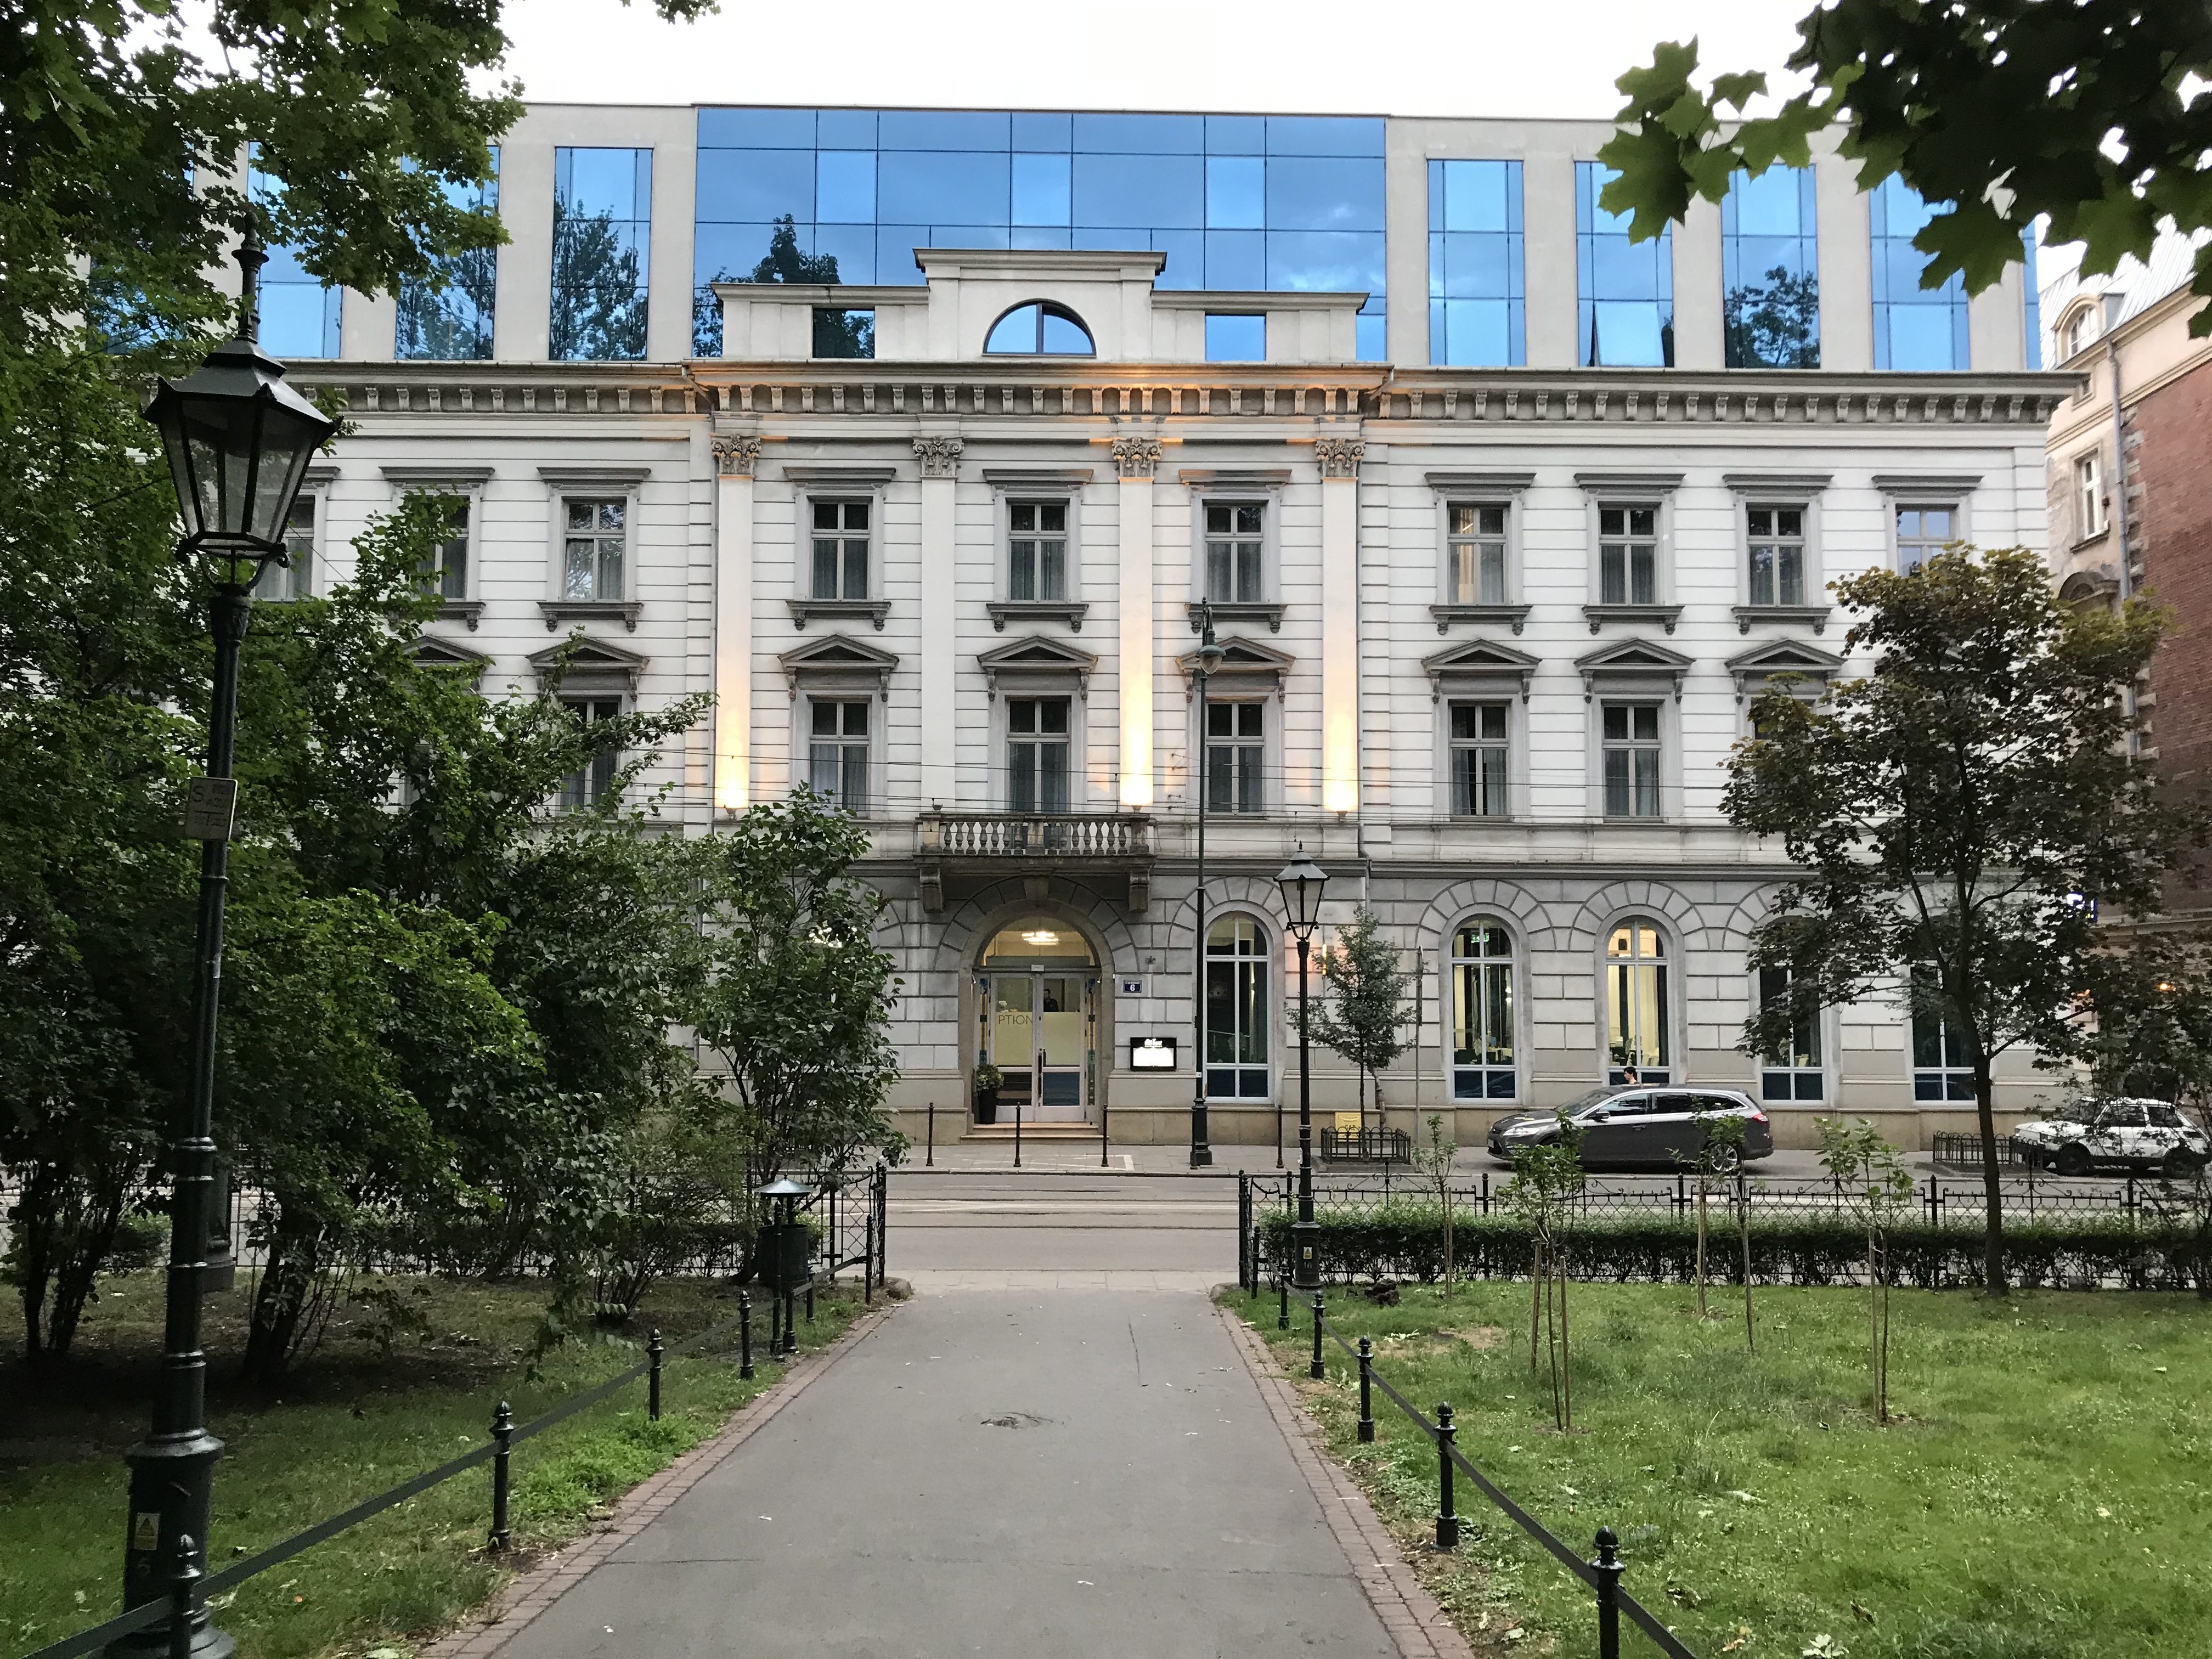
left=1427, top=159, right=1526, bottom=366
left=562, top=498, right=626, bottom=600
left=1871, top=176, right=1969, bottom=371
left=1722, top=166, right=1818, bottom=368
left=1601, top=703, right=1662, bottom=818
left=1204, top=502, right=1265, bottom=603
left=1896, top=503, right=1957, bottom=573
left=1576, top=161, right=1673, bottom=367
left=265, top=496, right=317, bottom=601
left=2075, top=453, right=2106, bottom=538
left=1910, top=967, right=1973, bottom=1101
left=1007, top=697, right=1070, bottom=814
left=1757, top=965, right=1824, bottom=1102
left=247, top=148, right=341, bottom=359
left=558, top=697, right=622, bottom=809
left=425, top=497, right=470, bottom=599
left=807, top=698, right=870, bottom=813
left=812, top=307, right=875, bottom=358
left=1599, top=505, right=1658, bottom=605
left=811, top=499, right=871, bottom=599
left=397, top=151, right=499, bottom=361
left=1447, top=504, right=1507, bottom=604
left=1204, top=313, right=1266, bottom=361
left=1746, top=505, right=1806, bottom=606
left=1008, top=500, right=1068, bottom=600
left=552, top=146, right=652, bottom=362
left=1449, top=702, right=1509, bottom=817
left=1205, top=701, right=1264, bottom=815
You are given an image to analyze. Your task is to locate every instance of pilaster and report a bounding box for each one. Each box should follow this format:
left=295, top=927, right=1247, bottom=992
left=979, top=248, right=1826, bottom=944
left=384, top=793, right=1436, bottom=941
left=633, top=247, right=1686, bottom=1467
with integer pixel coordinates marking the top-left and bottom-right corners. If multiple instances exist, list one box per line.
left=916, top=435, right=963, bottom=805
left=1112, top=436, right=1162, bottom=809
left=712, top=433, right=760, bottom=812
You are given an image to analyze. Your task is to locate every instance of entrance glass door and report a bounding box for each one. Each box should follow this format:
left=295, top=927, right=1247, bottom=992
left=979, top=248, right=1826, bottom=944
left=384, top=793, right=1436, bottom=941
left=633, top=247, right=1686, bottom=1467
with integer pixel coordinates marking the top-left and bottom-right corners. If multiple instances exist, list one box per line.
left=986, top=972, right=1090, bottom=1120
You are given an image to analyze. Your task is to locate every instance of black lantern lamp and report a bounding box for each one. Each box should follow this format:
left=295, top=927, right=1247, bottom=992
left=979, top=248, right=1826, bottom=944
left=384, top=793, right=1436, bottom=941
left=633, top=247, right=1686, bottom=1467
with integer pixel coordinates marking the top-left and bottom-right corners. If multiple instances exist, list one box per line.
left=1276, top=845, right=1328, bottom=1290
left=1188, top=600, right=1226, bottom=1169
left=756, top=1177, right=814, bottom=1356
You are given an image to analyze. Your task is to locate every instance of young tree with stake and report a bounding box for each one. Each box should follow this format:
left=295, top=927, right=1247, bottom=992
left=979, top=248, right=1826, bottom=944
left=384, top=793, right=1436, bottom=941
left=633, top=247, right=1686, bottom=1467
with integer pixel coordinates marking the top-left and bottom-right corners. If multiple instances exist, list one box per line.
left=1298, top=906, right=1410, bottom=1130
left=1818, top=1118, right=1915, bottom=1425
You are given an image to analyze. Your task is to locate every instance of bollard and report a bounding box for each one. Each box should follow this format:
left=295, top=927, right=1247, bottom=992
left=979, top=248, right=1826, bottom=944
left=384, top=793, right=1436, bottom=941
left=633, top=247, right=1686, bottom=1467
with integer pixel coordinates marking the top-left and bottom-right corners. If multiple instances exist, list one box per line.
left=1592, top=1525, right=1623, bottom=1659
left=1310, top=1291, right=1326, bottom=1380
left=1434, top=1403, right=1460, bottom=1549
left=647, top=1328, right=663, bottom=1421
left=1356, top=1337, right=1375, bottom=1443
left=1014, top=1098, right=1023, bottom=1169
left=738, top=1290, right=755, bottom=1380
left=166, top=1532, right=200, bottom=1659
left=926, top=1098, right=936, bottom=1167
left=489, top=1400, right=514, bottom=1550
left=1278, top=1273, right=1290, bottom=1331
left=1238, top=1172, right=1252, bottom=1293
left=806, top=1272, right=816, bottom=1325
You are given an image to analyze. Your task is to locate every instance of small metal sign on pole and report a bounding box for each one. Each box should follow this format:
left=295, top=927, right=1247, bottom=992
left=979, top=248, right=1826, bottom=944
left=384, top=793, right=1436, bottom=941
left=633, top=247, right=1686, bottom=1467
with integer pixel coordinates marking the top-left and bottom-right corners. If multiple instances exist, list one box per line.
left=181, top=777, right=237, bottom=842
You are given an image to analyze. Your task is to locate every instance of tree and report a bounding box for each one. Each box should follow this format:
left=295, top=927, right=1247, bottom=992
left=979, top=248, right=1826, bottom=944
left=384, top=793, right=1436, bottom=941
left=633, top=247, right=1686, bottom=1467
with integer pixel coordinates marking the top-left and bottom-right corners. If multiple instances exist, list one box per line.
left=1502, top=1118, right=1584, bottom=1432
left=1727, top=546, right=2204, bottom=1296
left=691, top=216, right=857, bottom=357
left=1599, top=9, right=2212, bottom=330
left=1414, top=1113, right=1460, bottom=1289
left=1298, top=906, right=1410, bottom=1127
left=2072, top=936, right=2212, bottom=1119
left=1724, top=266, right=1820, bottom=369
left=1817, top=1118, right=1915, bottom=1425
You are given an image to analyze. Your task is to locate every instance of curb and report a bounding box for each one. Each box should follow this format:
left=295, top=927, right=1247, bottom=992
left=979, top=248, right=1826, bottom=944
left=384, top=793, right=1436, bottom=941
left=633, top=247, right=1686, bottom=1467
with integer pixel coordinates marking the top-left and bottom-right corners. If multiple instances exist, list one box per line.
left=417, top=1299, right=899, bottom=1659
left=1219, top=1302, right=1477, bottom=1659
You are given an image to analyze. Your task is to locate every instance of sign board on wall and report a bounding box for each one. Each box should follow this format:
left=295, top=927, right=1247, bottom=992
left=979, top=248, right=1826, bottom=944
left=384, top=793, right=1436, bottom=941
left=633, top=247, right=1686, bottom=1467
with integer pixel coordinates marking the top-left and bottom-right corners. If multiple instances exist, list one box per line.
left=1130, top=1036, right=1178, bottom=1070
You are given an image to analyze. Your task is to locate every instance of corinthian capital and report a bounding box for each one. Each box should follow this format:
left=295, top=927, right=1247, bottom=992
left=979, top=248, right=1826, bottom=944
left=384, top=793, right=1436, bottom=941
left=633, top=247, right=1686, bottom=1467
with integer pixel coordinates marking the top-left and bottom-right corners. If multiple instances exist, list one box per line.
left=913, top=436, right=964, bottom=478
left=1313, top=437, right=1365, bottom=479
left=1110, top=436, right=1163, bottom=479
left=712, top=435, right=761, bottom=477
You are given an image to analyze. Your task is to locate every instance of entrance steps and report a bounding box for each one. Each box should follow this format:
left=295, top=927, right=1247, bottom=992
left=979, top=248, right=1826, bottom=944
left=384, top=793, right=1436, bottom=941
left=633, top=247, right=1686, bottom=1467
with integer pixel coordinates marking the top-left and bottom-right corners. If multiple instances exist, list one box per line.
left=960, top=1122, right=1098, bottom=1142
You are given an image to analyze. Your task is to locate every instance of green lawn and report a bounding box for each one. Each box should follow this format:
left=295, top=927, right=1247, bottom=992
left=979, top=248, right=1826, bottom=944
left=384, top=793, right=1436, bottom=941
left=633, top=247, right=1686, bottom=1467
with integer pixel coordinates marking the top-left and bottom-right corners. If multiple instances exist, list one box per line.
left=1228, top=1282, right=2210, bottom=1658
left=1, top=1270, right=872, bottom=1659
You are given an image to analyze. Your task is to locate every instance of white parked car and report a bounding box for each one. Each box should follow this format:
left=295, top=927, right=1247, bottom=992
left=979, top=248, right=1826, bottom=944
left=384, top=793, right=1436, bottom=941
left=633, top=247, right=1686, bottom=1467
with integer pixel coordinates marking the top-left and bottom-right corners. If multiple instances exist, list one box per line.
left=2012, top=1098, right=2211, bottom=1178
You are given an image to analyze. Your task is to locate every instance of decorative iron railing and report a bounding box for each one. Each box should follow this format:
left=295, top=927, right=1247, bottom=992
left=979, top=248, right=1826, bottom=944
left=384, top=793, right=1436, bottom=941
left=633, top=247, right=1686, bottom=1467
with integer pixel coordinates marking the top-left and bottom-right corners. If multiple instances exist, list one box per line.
left=917, top=811, right=1154, bottom=860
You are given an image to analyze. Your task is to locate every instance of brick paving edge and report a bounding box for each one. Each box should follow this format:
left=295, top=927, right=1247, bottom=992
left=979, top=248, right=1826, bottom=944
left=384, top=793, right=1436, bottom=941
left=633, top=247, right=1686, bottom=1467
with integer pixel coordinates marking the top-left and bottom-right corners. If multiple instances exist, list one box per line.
left=1218, top=1299, right=1477, bottom=1659
left=416, top=1299, right=901, bottom=1659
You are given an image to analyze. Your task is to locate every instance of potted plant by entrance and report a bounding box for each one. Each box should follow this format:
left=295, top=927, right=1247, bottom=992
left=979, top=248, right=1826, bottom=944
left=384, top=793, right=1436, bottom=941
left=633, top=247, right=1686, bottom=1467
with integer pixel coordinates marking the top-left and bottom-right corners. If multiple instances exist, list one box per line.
left=973, top=1060, right=1003, bottom=1125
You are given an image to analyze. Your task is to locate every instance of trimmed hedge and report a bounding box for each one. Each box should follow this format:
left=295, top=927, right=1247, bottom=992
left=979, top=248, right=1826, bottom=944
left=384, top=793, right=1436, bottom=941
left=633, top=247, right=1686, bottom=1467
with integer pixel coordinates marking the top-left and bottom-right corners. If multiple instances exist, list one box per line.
left=1254, top=1203, right=2212, bottom=1292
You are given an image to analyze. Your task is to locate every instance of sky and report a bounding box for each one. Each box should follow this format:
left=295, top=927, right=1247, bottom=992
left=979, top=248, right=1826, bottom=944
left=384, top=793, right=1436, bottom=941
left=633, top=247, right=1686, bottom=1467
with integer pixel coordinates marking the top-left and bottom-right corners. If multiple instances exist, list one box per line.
left=496, top=0, right=1814, bottom=119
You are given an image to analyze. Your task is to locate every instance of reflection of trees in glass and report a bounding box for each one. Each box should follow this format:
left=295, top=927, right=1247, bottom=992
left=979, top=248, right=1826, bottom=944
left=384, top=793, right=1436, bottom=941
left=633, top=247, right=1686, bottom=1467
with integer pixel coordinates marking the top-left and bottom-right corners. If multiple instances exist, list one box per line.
left=812, top=308, right=872, bottom=359
left=397, top=242, right=496, bottom=360
left=692, top=215, right=843, bottom=357
left=551, top=202, right=647, bottom=362
left=1724, top=266, right=1820, bottom=368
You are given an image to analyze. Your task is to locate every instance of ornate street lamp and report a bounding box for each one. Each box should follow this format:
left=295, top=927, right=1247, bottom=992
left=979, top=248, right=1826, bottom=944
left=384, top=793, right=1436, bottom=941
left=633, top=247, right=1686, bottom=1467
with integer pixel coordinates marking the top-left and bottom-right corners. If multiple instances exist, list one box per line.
left=120, top=231, right=336, bottom=1659
left=1189, top=601, right=1225, bottom=1168
left=1276, top=845, right=1328, bottom=1290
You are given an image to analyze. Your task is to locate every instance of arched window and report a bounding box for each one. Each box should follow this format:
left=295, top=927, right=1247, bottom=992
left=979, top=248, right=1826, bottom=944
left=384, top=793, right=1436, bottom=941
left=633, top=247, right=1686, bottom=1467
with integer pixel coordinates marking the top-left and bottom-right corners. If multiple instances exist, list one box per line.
left=985, top=301, right=1094, bottom=356
left=1604, top=917, right=1671, bottom=1085
left=1205, top=915, right=1270, bottom=1100
left=1756, top=964, right=1824, bottom=1102
left=1450, top=921, right=1515, bottom=1099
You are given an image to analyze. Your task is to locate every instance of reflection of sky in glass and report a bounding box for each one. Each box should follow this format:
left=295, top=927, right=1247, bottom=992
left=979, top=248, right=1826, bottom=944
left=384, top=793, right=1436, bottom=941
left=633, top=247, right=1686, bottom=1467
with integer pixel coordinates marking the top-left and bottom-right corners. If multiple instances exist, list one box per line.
left=1427, top=160, right=1523, bottom=366
left=1576, top=162, right=1672, bottom=368
left=554, top=146, right=652, bottom=362
left=694, top=107, right=1386, bottom=357
left=249, top=146, right=342, bottom=358
left=1722, top=167, right=1818, bottom=368
left=1871, top=176, right=1968, bottom=370
left=397, top=149, right=499, bottom=361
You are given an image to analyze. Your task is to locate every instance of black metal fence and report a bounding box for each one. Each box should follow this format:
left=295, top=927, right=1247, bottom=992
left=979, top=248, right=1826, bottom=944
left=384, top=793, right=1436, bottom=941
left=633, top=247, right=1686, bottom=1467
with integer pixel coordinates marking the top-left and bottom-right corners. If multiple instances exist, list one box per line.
left=15, top=1165, right=890, bottom=1659
left=1302, top=1290, right=1697, bottom=1659
left=1319, top=1126, right=1413, bottom=1165
left=1929, top=1131, right=2028, bottom=1168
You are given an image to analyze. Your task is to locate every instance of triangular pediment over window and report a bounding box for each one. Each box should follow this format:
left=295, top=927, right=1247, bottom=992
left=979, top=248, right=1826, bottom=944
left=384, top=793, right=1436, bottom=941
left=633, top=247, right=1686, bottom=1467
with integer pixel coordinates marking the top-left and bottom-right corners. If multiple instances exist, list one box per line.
left=978, top=633, right=1098, bottom=695
left=1725, top=639, right=1842, bottom=699
left=1575, top=636, right=1693, bottom=699
left=407, top=634, right=490, bottom=673
left=528, top=635, right=649, bottom=693
left=780, top=632, right=899, bottom=698
left=1421, top=638, right=1539, bottom=697
left=1176, top=633, right=1295, bottom=691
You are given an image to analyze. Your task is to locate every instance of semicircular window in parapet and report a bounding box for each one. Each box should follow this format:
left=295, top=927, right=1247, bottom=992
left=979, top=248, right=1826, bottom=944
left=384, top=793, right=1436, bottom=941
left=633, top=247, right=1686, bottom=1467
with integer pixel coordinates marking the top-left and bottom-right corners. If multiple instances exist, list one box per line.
left=984, top=301, right=1095, bottom=356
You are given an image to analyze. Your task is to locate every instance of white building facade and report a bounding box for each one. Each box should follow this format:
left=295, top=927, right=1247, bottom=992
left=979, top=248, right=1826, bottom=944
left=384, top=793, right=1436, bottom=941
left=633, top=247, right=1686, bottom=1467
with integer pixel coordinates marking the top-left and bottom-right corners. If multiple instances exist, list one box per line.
left=276, top=106, right=2078, bottom=1149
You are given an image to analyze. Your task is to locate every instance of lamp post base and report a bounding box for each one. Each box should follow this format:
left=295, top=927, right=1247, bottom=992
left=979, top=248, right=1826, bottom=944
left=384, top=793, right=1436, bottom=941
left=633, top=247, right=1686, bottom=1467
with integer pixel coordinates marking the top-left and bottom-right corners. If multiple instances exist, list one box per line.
left=114, top=1436, right=233, bottom=1659
left=1291, top=1218, right=1321, bottom=1291
left=1189, top=1100, right=1212, bottom=1167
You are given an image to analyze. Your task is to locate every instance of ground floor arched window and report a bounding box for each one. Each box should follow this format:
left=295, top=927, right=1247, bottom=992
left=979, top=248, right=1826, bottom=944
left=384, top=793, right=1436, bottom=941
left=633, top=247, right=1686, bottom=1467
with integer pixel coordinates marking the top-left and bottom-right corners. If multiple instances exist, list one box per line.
left=1451, top=920, right=1515, bottom=1099
left=1205, top=914, right=1270, bottom=1100
left=1605, top=917, right=1671, bottom=1085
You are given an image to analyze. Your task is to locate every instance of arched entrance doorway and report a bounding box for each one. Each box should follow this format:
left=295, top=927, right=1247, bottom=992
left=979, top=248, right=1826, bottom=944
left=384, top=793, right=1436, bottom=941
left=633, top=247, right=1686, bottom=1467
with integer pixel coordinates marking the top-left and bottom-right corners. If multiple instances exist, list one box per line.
left=975, top=917, right=1099, bottom=1121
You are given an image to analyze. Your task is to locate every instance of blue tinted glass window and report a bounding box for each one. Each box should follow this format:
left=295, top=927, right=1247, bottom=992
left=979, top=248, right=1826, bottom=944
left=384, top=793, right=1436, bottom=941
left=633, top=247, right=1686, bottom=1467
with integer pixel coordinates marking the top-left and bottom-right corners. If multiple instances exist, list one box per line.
left=878, top=109, right=1011, bottom=150
left=1266, top=157, right=1386, bottom=232
left=1266, top=230, right=1384, bottom=296
left=1870, top=176, right=1968, bottom=369
left=1206, top=313, right=1266, bottom=360
left=1012, top=226, right=1074, bottom=251
left=1723, top=167, right=1818, bottom=367
left=1356, top=311, right=1385, bottom=362
left=875, top=225, right=928, bottom=283
left=1266, top=116, right=1384, bottom=156
left=878, top=150, right=1008, bottom=224
left=816, top=109, right=877, bottom=148
left=397, top=146, right=499, bottom=361
left=1205, top=230, right=1265, bottom=290
left=817, top=151, right=875, bottom=223
left=986, top=301, right=1094, bottom=354
left=812, top=223, right=876, bottom=283
left=1074, top=112, right=1205, bottom=154
left=1075, top=153, right=1203, bottom=228
left=1152, top=229, right=1204, bottom=290
left=1576, top=161, right=1672, bottom=368
left=1013, top=153, right=1071, bottom=225
left=554, top=146, right=651, bottom=361
left=1013, top=111, right=1073, bottom=149
left=1206, top=115, right=1266, bottom=154
left=696, top=148, right=814, bottom=222
left=698, top=108, right=817, bottom=148
left=1207, top=156, right=1265, bottom=229
left=2022, top=226, right=2041, bottom=369
left=248, top=148, right=342, bottom=358
left=1426, top=161, right=1524, bottom=366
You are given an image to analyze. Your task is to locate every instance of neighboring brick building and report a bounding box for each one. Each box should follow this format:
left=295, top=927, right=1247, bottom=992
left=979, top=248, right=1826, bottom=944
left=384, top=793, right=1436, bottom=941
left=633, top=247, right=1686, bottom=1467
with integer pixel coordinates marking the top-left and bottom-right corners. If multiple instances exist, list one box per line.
left=2041, top=235, right=2212, bottom=923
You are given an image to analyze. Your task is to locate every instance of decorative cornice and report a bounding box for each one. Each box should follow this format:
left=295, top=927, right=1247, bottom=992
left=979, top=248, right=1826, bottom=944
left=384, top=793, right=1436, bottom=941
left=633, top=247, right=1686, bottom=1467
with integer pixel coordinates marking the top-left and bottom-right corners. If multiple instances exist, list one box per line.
left=712, top=435, right=761, bottom=478
left=1314, top=437, right=1365, bottom=479
left=914, top=436, right=964, bottom=479
left=1111, top=436, right=1163, bottom=479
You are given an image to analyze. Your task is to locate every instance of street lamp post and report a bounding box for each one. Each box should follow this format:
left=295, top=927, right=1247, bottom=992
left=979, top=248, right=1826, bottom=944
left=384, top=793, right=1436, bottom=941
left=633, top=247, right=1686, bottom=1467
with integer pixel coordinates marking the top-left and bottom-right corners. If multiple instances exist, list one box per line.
left=1276, top=847, right=1328, bottom=1291
left=120, top=230, right=337, bottom=1659
left=1188, top=602, right=1224, bottom=1168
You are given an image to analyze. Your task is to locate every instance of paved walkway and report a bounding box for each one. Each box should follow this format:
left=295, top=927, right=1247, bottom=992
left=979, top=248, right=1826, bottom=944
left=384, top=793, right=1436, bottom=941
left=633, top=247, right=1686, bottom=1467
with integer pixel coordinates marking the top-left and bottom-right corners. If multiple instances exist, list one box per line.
left=494, top=1289, right=1401, bottom=1659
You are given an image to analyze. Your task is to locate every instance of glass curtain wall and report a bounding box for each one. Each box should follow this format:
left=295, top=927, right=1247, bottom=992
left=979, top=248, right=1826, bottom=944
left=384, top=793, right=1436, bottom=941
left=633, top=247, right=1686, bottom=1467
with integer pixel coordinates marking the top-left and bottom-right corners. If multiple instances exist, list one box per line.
left=1427, top=159, right=1525, bottom=366
left=249, top=147, right=342, bottom=358
left=552, top=146, right=652, bottom=361
left=1871, top=176, right=1969, bottom=370
left=1576, top=162, right=1672, bottom=367
left=693, top=108, right=1386, bottom=358
left=1722, top=166, right=1818, bottom=367
left=397, top=149, right=499, bottom=360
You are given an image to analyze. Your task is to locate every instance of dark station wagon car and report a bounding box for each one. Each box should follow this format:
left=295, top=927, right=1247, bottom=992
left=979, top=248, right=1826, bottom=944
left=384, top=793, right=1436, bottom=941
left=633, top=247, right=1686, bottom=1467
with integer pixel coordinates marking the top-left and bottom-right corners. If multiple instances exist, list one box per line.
left=1487, top=1086, right=1776, bottom=1171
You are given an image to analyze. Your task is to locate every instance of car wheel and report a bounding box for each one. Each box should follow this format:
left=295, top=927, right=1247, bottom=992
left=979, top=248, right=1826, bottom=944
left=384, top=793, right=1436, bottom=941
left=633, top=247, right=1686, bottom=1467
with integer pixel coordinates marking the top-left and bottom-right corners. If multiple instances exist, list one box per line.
left=2164, top=1149, right=2202, bottom=1181
left=2054, top=1142, right=2092, bottom=1178
left=1712, top=1143, right=1743, bottom=1175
